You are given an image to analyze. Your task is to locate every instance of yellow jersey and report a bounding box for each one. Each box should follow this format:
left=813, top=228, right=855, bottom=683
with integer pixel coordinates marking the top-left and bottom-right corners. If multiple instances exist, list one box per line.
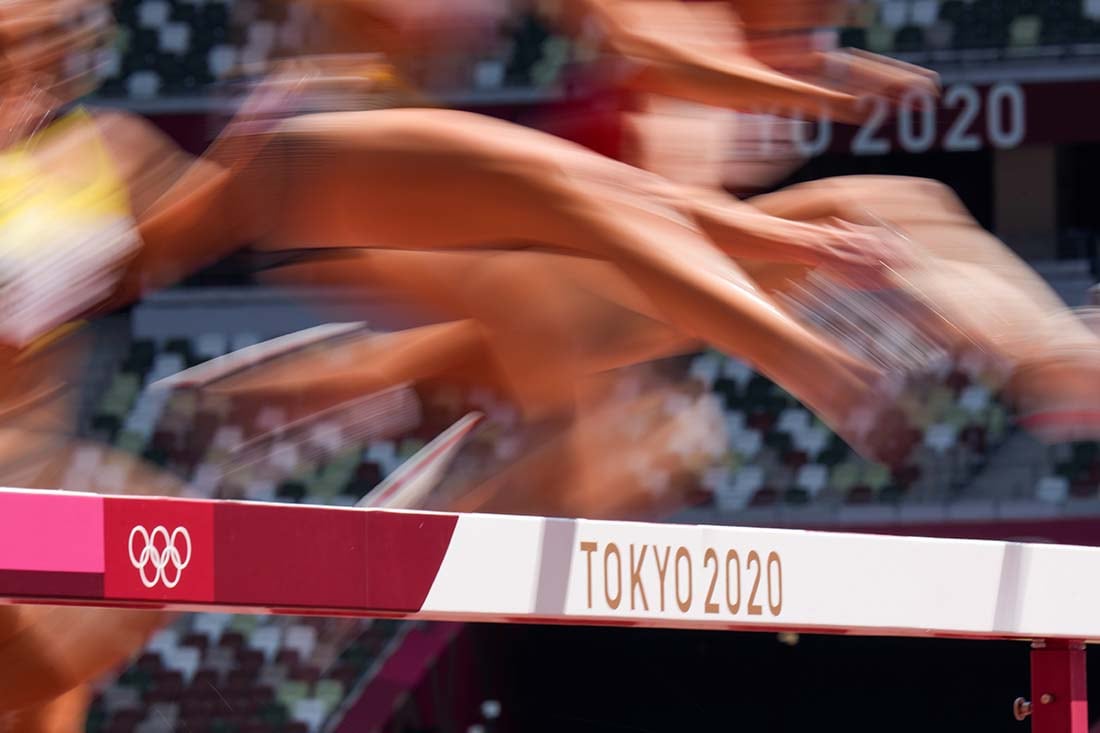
left=0, top=109, right=140, bottom=353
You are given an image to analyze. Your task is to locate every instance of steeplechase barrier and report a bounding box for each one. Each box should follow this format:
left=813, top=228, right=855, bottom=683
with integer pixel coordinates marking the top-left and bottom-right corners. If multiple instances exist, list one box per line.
left=0, top=488, right=1091, bottom=731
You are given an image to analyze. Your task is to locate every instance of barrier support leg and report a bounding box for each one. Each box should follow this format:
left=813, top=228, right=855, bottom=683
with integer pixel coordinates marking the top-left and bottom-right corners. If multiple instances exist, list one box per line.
left=1025, top=640, right=1088, bottom=733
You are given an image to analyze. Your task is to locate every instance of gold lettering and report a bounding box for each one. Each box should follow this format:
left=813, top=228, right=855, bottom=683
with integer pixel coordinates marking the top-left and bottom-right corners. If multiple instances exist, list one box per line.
left=580, top=541, right=598, bottom=609
left=653, top=545, right=671, bottom=612
left=604, top=543, right=622, bottom=610
left=675, top=546, right=692, bottom=613
left=725, top=549, right=741, bottom=614
left=703, top=548, right=719, bottom=614
left=767, top=551, right=783, bottom=616
left=747, top=550, right=763, bottom=616
left=630, top=544, right=649, bottom=611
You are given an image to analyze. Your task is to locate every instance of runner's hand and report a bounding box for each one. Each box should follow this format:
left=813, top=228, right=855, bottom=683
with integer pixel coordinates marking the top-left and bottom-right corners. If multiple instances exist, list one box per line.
left=812, top=217, right=915, bottom=287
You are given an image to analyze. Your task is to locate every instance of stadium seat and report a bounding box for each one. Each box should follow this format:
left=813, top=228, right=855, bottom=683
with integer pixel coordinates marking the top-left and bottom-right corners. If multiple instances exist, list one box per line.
left=863, top=463, right=894, bottom=492
left=190, top=462, right=224, bottom=495
left=146, top=629, right=181, bottom=657
left=714, top=465, right=763, bottom=511
left=126, top=70, right=162, bottom=98
left=102, top=686, right=143, bottom=714
left=314, top=679, right=345, bottom=711
left=912, top=0, right=941, bottom=26
left=276, top=647, right=302, bottom=668
left=159, top=22, right=191, bottom=54
left=830, top=462, right=862, bottom=496
left=987, top=405, right=1008, bottom=443
left=149, top=670, right=185, bottom=698
left=689, top=353, right=723, bottom=389
left=958, top=385, right=991, bottom=415
left=277, top=681, right=310, bottom=710
left=283, top=620, right=319, bottom=660
left=269, top=441, right=302, bottom=475
left=310, top=421, right=347, bottom=456
left=895, top=25, right=927, bottom=51
left=474, top=59, right=507, bottom=89
left=291, top=699, right=328, bottom=733
left=248, top=626, right=283, bottom=663
left=366, top=441, right=398, bottom=474
left=720, top=357, right=754, bottom=388
left=193, top=613, right=233, bottom=642
left=219, top=633, right=246, bottom=659
left=106, top=711, right=144, bottom=733
left=1037, top=475, right=1070, bottom=503
left=124, top=390, right=171, bottom=441
left=245, top=478, right=278, bottom=501
left=1071, top=477, right=1099, bottom=498
left=230, top=615, right=261, bottom=636
left=750, top=486, right=780, bottom=506
left=135, top=651, right=162, bottom=673
left=1010, top=15, right=1043, bottom=46
left=783, top=448, right=809, bottom=471
left=923, top=19, right=956, bottom=48
left=258, top=664, right=289, bottom=691
left=795, top=463, right=829, bottom=498
left=848, top=483, right=876, bottom=503
left=732, top=429, right=763, bottom=459
left=839, top=26, right=869, bottom=49
left=776, top=408, right=811, bottom=436
left=149, top=353, right=186, bottom=383
left=195, top=333, right=229, bottom=361
left=880, top=0, right=911, bottom=29
left=791, top=424, right=830, bottom=460
left=144, top=703, right=180, bottom=731
left=163, top=647, right=201, bottom=684
left=923, top=423, right=959, bottom=454
left=137, top=0, right=171, bottom=28
left=959, top=425, right=988, bottom=454
left=867, top=24, right=897, bottom=52
left=241, top=724, right=276, bottom=733
left=723, top=409, right=747, bottom=436
left=197, top=648, right=235, bottom=683
left=703, top=465, right=731, bottom=492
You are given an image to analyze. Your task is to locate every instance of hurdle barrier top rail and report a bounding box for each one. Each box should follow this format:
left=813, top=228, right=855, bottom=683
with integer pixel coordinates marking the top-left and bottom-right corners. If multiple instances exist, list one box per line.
left=0, top=487, right=1091, bottom=731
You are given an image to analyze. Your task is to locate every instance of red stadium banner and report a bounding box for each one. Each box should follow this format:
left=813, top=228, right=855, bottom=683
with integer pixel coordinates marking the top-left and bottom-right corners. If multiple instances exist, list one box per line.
left=817, top=78, right=1100, bottom=156
left=142, top=77, right=1100, bottom=161
left=457, top=78, right=1100, bottom=156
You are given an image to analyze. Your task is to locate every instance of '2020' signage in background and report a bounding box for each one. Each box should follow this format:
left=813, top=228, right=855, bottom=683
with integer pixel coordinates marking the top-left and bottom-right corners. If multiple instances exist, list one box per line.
left=746, top=79, right=1100, bottom=157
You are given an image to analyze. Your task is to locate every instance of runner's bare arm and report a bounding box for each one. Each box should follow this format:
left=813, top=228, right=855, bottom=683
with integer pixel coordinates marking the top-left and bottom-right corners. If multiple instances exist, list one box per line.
left=87, top=112, right=261, bottom=309
left=685, top=187, right=913, bottom=279
left=556, top=0, right=865, bottom=120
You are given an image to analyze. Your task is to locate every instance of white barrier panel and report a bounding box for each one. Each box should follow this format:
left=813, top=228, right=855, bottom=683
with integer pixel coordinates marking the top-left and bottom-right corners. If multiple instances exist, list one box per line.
left=421, top=513, right=1098, bottom=639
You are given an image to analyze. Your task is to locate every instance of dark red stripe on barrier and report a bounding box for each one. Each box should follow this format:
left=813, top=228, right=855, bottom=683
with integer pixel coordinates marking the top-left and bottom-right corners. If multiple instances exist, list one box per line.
left=216, top=503, right=370, bottom=609
left=213, top=504, right=458, bottom=612
left=0, top=569, right=104, bottom=599
left=364, top=512, right=458, bottom=612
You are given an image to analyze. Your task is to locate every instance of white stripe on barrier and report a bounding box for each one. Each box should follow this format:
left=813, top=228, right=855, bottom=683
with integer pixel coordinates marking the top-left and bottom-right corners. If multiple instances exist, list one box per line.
left=421, top=514, right=1100, bottom=639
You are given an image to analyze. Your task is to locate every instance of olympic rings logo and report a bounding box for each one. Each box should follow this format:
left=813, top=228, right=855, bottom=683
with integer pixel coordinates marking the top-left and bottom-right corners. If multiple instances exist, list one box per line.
left=128, top=525, right=192, bottom=589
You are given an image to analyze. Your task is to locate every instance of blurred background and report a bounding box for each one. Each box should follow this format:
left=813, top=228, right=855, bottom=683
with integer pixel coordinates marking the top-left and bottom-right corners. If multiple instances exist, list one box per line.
left=70, top=0, right=1100, bottom=731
